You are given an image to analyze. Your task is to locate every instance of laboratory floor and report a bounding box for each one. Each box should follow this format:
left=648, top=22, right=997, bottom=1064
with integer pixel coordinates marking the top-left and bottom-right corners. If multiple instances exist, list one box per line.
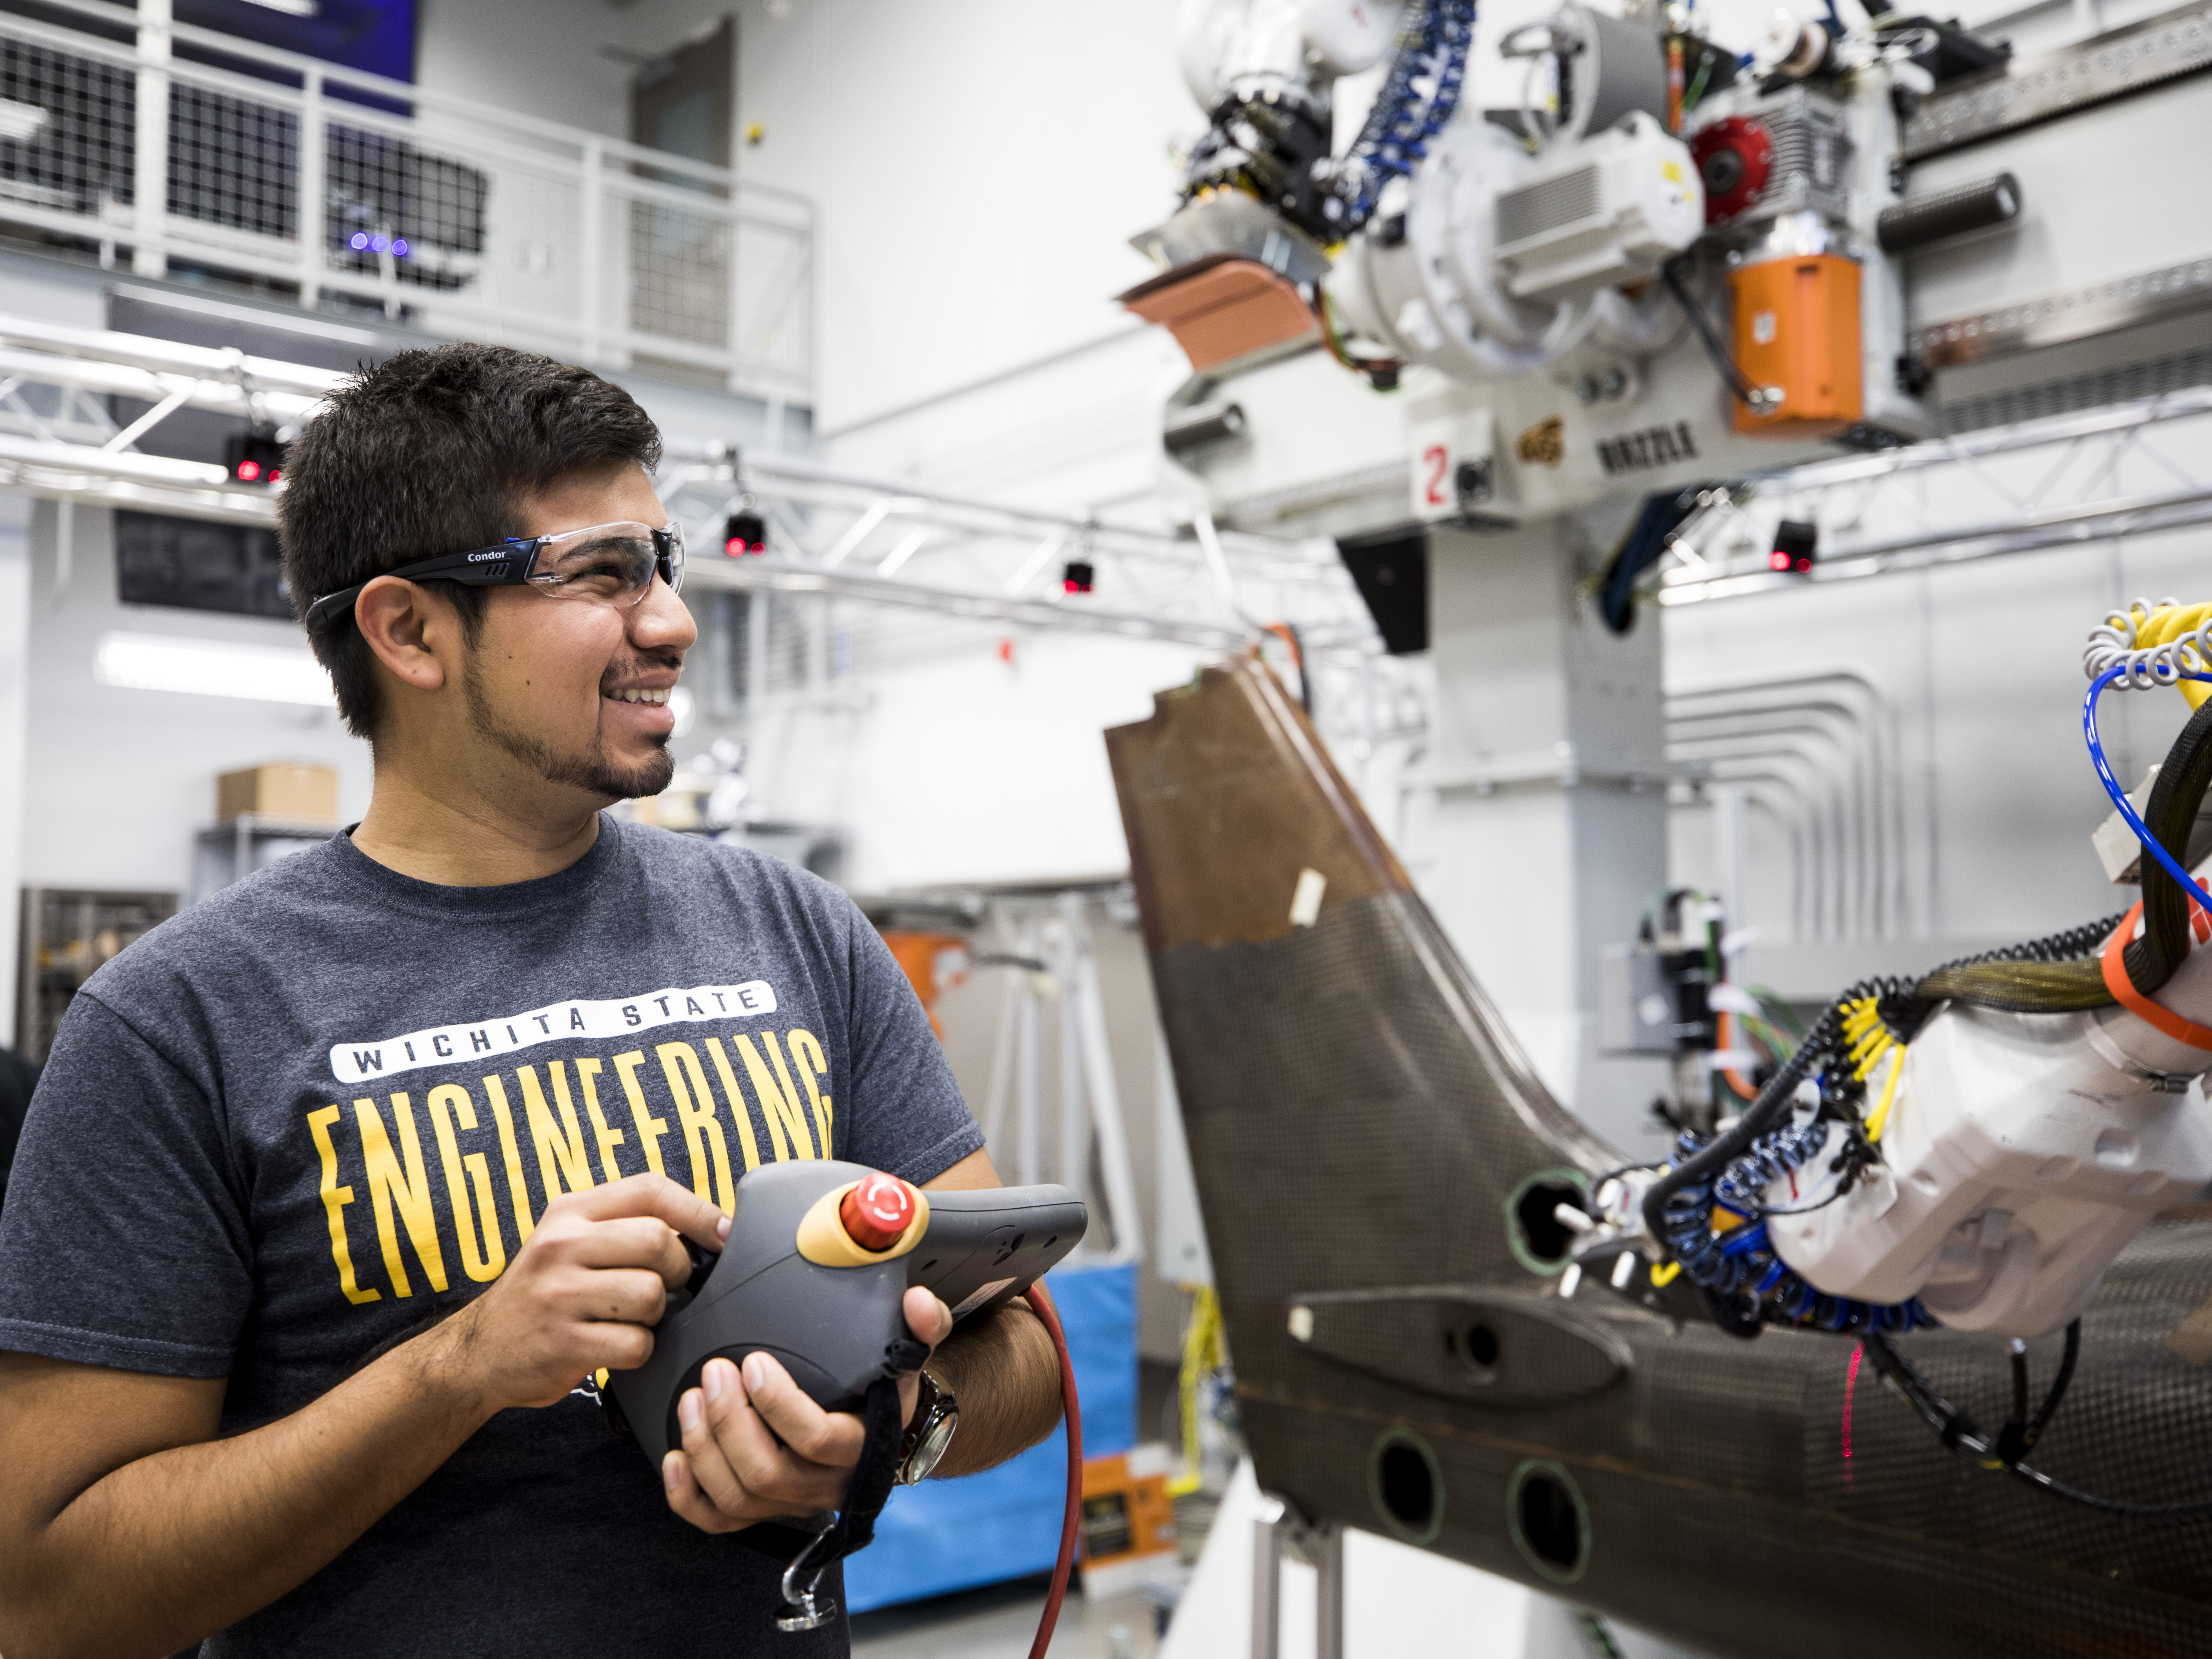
left=849, top=1573, right=1161, bottom=1659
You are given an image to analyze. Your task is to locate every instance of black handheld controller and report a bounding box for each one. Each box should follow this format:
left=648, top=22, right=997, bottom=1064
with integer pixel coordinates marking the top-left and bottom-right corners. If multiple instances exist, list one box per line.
left=608, top=1159, right=1086, bottom=1469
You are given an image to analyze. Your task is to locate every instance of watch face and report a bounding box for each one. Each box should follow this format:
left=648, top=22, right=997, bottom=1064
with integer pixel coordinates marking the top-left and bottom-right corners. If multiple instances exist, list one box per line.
left=907, top=1409, right=958, bottom=1483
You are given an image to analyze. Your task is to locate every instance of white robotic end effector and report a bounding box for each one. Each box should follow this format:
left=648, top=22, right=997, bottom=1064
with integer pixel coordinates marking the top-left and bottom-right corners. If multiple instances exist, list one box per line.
left=1768, top=888, right=2212, bottom=1339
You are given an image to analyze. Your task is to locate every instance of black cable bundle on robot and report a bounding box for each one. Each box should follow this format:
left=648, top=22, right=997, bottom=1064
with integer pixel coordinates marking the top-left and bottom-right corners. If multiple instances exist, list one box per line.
left=1594, top=485, right=1707, bottom=635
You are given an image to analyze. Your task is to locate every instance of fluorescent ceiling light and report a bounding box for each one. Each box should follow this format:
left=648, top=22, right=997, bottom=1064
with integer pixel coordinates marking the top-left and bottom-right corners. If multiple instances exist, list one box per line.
left=239, top=0, right=319, bottom=14
left=94, top=631, right=334, bottom=707
left=0, top=100, right=49, bottom=143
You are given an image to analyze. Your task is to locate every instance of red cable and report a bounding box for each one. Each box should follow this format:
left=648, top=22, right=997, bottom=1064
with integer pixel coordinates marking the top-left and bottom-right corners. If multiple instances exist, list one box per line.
left=1023, top=1282, right=1082, bottom=1659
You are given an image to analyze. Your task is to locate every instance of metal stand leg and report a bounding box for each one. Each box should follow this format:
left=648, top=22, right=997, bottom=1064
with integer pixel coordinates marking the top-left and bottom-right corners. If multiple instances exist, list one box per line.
left=1251, top=1494, right=1284, bottom=1659
left=1310, top=1523, right=1344, bottom=1659
left=1252, top=1494, right=1342, bottom=1659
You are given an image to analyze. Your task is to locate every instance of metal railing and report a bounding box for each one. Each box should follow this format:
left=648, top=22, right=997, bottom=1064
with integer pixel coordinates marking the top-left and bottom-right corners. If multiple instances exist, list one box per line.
left=0, top=0, right=813, bottom=404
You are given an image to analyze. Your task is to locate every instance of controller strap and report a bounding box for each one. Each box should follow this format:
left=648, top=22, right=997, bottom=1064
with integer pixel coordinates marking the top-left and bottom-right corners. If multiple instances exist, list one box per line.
left=750, top=1335, right=929, bottom=1629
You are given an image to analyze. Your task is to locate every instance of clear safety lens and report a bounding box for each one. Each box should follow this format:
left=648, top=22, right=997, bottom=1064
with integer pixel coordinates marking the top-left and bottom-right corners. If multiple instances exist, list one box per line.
left=526, top=520, right=685, bottom=605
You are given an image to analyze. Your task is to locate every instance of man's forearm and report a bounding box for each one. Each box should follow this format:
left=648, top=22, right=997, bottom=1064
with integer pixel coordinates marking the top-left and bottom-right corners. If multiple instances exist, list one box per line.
left=923, top=1299, right=1064, bottom=1478
left=0, top=1321, right=494, bottom=1659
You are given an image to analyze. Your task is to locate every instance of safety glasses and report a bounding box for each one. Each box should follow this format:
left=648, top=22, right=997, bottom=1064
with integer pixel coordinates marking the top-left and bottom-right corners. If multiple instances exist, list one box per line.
left=304, top=520, right=686, bottom=635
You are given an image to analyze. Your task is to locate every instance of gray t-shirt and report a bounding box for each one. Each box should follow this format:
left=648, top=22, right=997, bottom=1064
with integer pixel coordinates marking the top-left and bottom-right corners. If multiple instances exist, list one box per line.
left=0, top=816, right=982, bottom=1657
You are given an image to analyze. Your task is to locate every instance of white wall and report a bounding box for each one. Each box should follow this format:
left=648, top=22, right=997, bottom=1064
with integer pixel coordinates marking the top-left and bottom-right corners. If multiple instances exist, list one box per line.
left=742, top=631, right=1205, bottom=892
left=414, top=0, right=641, bottom=141
left=1662, top=521, right=2210, bottom=964
left=18, top=503, right=376, bottom=898
left=729, top=0, right=1195, bottom=432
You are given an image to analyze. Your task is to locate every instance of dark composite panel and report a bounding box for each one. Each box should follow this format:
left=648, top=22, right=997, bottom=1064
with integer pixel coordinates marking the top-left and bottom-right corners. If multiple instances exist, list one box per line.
left=1107, top=657, right=2212, bottom=1656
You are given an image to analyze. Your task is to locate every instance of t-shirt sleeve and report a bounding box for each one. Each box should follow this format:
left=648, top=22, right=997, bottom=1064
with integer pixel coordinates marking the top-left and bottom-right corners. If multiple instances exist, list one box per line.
left=833, top=897, right=985, bottom=1186
left=0, top=992, right=251, bottom=1377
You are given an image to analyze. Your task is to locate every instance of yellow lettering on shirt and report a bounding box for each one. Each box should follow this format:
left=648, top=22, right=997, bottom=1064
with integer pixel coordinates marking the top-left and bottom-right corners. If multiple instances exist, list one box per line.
left=425, top=1082, right=506, bottom=1283
left=575, top=1057, right=627, bottom=1184
left=731, top=1032, right=814, bottom=1161
left=482, top=1073, right=536, bottom=1242
left=520, top=1062, right=596, bottom=1202
left=307, top=1105, right=379, bottom=1305
left=613, top=1050, right=669, bottom=1175
left=701, top=1037, right=763, bottom=1172
left=657, top=1041, right=735, bottom=1214
left=354, top=1094, right=450, bottom=1298
left=786, top=1028, right=834, bottom=1154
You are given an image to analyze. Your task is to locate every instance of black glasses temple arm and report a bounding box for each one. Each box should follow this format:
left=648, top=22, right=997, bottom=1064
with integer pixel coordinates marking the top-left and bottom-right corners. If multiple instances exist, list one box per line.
left=301, top=545, right=541, bottom=634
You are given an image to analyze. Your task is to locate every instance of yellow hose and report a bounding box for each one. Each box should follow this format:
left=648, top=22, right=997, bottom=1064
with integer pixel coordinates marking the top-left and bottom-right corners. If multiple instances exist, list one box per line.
left=1171, top=1285, right=1225, bottom=1498
left=1865, top=1044, right=1907, bottom=1144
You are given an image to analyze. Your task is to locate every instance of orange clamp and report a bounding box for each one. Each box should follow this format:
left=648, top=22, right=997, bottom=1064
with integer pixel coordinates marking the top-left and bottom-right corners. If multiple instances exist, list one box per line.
left=2100, top=900, right=2212, bottom=1050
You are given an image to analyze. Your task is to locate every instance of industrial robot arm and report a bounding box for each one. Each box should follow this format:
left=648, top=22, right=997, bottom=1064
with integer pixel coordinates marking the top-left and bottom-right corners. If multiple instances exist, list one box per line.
left=1575, top=604, right=2212, bottom=1348
left=1128, top=0, right=2067, bottom=533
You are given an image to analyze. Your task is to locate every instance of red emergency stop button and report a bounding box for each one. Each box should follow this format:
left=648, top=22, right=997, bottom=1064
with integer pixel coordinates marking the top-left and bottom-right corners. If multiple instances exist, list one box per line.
left=840, top=1174, right=915, bottom=1251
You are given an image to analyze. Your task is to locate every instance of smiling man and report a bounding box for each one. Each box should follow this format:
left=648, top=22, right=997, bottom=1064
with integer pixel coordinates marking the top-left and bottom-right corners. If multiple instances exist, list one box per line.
left=0, top=344, right=1062, bottom=1659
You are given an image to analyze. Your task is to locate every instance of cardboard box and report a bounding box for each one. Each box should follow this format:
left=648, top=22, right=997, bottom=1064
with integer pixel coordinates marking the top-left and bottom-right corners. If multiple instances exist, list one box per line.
left=217, top=762, right=339, bottom=825
left=1079, top=1444, right=1180, bottom=1600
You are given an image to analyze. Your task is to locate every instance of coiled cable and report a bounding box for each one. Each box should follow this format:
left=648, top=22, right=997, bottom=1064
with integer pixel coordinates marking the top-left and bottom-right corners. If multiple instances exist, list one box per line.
left=2083, top=597, right=2212, bottom=704
left=1330, top=0, right=1475, bottom=234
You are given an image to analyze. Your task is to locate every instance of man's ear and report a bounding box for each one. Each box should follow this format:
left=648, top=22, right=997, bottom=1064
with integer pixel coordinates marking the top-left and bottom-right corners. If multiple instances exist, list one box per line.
left=354, top=577, right=459, bottom=694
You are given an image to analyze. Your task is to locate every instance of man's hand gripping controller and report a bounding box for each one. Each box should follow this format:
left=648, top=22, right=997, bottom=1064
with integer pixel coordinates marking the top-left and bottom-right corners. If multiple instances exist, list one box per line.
left=604, top=1160, right=1084, bottom=1632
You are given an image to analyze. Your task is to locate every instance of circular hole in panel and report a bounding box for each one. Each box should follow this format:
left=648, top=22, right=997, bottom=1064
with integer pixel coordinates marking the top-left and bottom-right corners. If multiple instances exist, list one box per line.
left=1507, top=1169, right=1590, bottom=1276
left=1367, top=1429, right=1444, bottom=1545
left=1507, top=1459, right=1590, bottom=1584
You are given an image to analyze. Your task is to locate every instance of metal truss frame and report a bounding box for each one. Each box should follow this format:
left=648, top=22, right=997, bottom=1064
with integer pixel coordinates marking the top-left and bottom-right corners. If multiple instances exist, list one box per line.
left=7, top=318, right=2208, bottom=645
left=1657, top=384, right=2212, bottom=605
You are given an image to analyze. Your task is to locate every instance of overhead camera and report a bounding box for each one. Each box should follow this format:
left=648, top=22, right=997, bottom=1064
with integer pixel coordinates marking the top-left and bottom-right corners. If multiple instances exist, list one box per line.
left=723, top=510, right=768, bottom=556
left=1768, top=519, right=1817, bottom=574
left=223, top=429, right=286, bottom=486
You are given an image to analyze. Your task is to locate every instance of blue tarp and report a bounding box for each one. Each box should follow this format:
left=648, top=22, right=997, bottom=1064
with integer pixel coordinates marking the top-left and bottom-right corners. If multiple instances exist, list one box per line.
left=844, top=1261, right=1138, bottom=1612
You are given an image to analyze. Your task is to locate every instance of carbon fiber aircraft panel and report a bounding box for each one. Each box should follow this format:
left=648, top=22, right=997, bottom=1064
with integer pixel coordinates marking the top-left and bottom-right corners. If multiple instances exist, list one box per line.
left=1107, top=658, right=2212, bottom=1657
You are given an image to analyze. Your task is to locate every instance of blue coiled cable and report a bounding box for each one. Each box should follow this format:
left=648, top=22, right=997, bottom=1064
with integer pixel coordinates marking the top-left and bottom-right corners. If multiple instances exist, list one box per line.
left=1659, top=1125, right=1934, bottom=1334
left=1334, top=0, right=1476, bottom=234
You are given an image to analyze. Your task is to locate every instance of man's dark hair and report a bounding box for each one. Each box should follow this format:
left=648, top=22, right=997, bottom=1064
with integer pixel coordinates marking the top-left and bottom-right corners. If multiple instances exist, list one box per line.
left=279, top=343, right=663, bottom=739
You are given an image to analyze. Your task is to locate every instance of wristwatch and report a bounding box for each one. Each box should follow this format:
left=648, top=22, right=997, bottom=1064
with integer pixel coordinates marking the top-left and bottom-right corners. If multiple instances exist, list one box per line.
left=897, top=1369, right=959, bottom=1485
